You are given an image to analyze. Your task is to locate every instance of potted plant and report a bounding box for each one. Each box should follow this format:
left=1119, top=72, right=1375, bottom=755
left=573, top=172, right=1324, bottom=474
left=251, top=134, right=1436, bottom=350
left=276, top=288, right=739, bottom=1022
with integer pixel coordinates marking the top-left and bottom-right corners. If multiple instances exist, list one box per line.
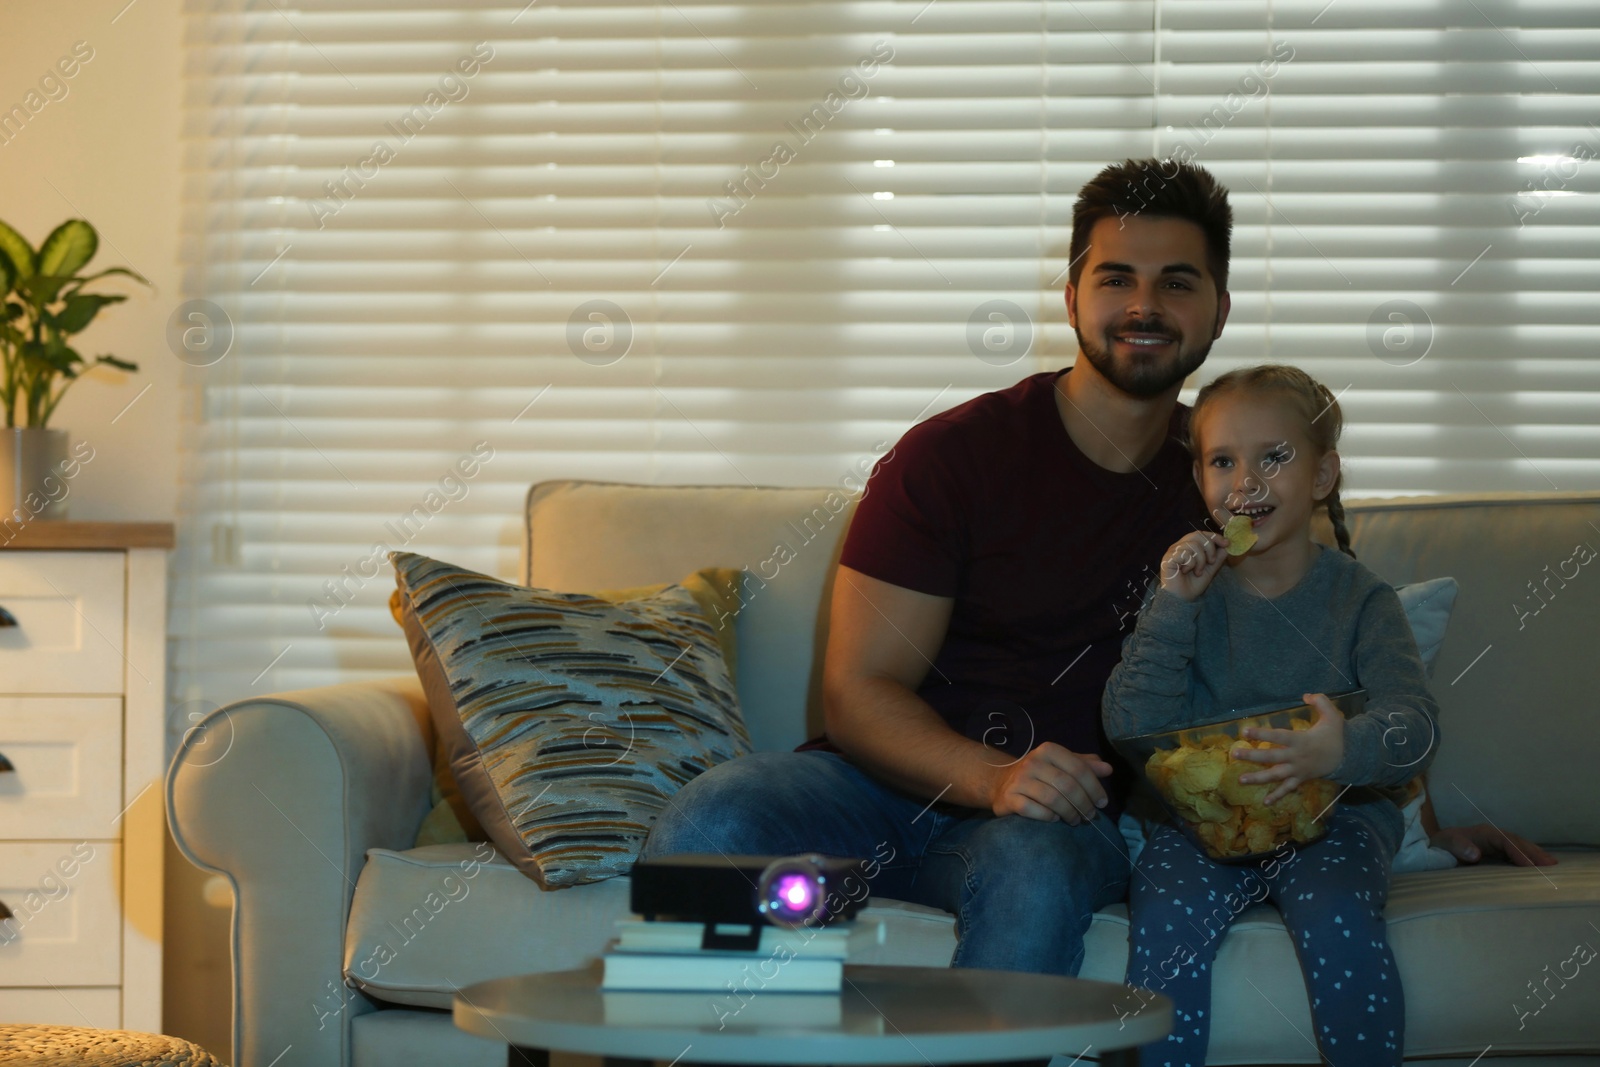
left=0, top=217, right=147, bottom=521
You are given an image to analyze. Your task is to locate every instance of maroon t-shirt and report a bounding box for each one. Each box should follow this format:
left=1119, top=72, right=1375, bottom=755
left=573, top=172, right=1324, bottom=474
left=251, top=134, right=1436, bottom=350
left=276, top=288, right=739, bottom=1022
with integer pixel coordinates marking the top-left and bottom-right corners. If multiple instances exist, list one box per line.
left=798, top=367, right=1211, bottom=819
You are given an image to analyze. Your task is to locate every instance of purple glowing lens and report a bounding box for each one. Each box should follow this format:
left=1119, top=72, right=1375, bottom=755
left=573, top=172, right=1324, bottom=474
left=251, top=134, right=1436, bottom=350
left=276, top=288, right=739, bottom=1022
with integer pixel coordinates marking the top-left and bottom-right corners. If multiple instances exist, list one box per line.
left=776, top=874, right=814, bottom=911
left=757, top=854, right=829, bottom=926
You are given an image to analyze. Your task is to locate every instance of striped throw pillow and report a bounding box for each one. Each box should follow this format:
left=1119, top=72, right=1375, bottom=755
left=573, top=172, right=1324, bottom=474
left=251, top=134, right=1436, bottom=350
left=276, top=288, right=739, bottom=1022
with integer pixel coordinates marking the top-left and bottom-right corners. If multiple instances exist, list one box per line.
left=390, top=551, right=753, bottom=889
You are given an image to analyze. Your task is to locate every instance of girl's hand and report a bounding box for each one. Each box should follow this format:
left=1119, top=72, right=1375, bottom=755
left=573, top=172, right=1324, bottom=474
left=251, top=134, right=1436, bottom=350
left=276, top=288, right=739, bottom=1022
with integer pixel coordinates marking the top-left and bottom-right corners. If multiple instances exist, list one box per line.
left=1158, top=530, right=1231, bottom=602
left=1231, top=692, right=1346, bottom=806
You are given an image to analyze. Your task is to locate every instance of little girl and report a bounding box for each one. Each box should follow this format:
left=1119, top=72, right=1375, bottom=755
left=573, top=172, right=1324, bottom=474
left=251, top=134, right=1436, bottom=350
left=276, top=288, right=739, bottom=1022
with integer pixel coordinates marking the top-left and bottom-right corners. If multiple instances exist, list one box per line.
left=1102, top=364, right=1439, bottom=1067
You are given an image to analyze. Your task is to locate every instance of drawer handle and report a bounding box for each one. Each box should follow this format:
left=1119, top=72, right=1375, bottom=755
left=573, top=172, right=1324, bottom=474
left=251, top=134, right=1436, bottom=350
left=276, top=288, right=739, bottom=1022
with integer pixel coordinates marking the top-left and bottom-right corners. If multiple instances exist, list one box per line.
left=0, top=606, right=15, bottom=627
left=0, top=752, right=11, bottom=772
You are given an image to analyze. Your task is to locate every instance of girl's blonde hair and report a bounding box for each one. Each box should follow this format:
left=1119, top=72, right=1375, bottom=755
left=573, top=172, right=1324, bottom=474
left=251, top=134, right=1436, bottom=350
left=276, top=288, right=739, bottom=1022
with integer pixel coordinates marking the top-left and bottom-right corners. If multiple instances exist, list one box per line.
left=1185, top=364, right=1356, bottom=559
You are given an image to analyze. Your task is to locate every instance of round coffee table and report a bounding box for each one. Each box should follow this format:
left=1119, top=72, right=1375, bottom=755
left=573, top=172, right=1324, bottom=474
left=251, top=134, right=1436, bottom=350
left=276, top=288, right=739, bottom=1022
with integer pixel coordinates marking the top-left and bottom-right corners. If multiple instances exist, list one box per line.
left=453, top=960, right=1171, bottom=1066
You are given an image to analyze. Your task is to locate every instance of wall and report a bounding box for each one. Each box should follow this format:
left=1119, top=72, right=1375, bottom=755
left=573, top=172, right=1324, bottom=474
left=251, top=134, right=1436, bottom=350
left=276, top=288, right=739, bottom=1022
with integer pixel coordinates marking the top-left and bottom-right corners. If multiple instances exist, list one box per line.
left=0, top=0, right=228, bottom=1055
left=1, top=0, right=181, bottom=520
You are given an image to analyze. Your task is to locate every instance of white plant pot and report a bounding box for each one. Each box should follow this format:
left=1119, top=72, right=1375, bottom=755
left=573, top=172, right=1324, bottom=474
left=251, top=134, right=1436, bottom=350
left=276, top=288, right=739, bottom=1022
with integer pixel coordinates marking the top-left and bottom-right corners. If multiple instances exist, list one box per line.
left=0, top=427, right=70, bottom=522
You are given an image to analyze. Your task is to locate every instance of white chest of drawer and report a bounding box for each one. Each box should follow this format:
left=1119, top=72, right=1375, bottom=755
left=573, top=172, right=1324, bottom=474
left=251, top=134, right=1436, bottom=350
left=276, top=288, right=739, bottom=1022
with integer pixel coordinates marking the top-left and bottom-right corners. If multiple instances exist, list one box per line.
left=0, top=524, right=172, bottom=1032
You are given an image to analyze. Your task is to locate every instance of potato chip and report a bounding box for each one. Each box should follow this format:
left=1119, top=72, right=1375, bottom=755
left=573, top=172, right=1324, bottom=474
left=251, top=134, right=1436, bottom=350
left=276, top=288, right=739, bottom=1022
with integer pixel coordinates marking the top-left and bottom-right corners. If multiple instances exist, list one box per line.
left=1302, top=778, right=1339, bottom=817
left=1188, top=790, right=1221, bottom=819
left=1150, top=746, right=1185, bottom=772
left=1190, top=792, right=1234, bottom=824
left=1219, top=761, right=1271, bottom=807
left=1223, top=513, right=1258, bottom=555
left=1170, top=799, right=1204, bottom=825
left=1195, top=821, right=1230, bottom=855
left=1244, top=819, right=1278, bottom=854
left=1174, top=748, right=1226, bottom=793
left=1291, top=810, right=1321, bottom=844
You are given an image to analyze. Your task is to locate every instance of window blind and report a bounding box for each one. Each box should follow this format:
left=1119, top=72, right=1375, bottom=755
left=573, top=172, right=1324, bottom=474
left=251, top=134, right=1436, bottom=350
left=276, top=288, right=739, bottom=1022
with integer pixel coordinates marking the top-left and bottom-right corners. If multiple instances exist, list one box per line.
left=171, top=0, right=1600, bottom=723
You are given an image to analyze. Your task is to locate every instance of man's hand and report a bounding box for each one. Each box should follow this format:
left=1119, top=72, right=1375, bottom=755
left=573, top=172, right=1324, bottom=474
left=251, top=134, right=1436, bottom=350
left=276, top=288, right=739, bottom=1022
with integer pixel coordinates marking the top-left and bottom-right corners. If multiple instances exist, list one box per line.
left=1231, top=692, right=1345, bottom=806
left=1431, top=824, right=1559, bottom=867
left=1159, top=530, right=1230, bottom=602
left=989, top=742, right=1113, bottom=824
left=1415, top=774, right=1558, bottom=866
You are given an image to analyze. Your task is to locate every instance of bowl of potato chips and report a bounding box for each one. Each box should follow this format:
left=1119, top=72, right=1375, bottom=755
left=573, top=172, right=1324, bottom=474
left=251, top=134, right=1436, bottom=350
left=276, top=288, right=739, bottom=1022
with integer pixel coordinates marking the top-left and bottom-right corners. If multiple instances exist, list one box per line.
left=1116, top=689, right=1366, bottom=863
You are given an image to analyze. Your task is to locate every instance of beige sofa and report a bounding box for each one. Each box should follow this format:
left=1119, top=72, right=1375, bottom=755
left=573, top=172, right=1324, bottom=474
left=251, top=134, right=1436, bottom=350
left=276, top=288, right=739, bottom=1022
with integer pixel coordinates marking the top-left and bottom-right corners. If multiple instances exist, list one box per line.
left=168, top=481, right=1600, bottom=1067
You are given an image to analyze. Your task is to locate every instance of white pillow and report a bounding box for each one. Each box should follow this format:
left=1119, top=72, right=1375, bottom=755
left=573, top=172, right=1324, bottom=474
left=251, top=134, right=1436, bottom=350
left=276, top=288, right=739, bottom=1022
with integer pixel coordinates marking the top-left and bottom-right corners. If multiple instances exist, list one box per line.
left=1391, top=786, right=1460, bottom=874
left=1390, top=576, right=1461, bottom=871
left=1395, top=576, right=1459, bottom=677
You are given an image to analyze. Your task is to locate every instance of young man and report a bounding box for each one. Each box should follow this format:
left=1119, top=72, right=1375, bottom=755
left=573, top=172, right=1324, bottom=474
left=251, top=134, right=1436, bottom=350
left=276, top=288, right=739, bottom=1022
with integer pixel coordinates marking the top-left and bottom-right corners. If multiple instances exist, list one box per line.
left=639, top=158, right=1550, bottom=990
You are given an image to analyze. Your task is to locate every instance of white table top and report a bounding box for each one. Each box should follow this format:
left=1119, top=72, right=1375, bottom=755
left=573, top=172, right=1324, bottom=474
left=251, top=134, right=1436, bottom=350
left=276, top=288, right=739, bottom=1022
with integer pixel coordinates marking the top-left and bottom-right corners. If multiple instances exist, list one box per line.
left=454, top=961, right=1172, bottom=1065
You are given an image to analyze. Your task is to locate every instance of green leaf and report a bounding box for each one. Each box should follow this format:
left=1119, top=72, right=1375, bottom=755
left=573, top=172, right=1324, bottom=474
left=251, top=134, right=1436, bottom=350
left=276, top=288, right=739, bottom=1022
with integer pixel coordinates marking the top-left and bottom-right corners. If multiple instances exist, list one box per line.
left=0, top=249, right=12, bottom=296
left=3, top=300, right=21, bottom=321
left=25, top=337, right=81, bottom=373
left=53, top=293, right=126, bottom=334
left=94, top=354, right=139, bottom=373
left=37, top=220, right=97, bottom=279
left=0, top=218, right=35, bottom=281
left=62, top=265, right=150, bottom=296
left=55, top=345, right=84, bottom=378
left=21, top=274, right=72, bottom=306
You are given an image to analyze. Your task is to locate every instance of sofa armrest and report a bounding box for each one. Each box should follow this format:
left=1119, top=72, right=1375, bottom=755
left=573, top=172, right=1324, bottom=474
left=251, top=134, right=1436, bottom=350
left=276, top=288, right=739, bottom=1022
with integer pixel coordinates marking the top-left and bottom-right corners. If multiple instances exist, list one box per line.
left=167, top=674, right=435, bottom=1067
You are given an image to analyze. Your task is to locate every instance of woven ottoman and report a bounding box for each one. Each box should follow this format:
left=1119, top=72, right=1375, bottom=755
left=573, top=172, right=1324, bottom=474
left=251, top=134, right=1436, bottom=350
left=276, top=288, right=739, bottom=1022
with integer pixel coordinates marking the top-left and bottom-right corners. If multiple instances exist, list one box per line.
left=0, top=1025, right=226, bottom=1066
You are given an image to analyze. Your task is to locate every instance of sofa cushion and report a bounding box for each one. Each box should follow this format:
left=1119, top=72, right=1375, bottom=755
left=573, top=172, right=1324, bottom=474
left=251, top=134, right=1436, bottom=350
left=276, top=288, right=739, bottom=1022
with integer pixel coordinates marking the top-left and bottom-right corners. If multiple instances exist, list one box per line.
left=1338, top=493, right=1600, bottom=846
left=347, top=844, right=1600, bottom=1057
left=345, top=843, right=630, bottom=1009
left=1385, top=575, right=1460, bottom=872
left=1395, top=575, right=1458, bottom=676
left=393, top=566, right=747, bottom=849
left=391, top=551, right=753, bottom=889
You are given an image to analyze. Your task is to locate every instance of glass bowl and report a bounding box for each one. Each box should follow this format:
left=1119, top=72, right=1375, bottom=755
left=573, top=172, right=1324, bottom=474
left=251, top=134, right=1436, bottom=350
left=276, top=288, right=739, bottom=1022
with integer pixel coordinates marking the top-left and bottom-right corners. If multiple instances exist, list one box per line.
left=1112, top=689, right=1366, bottom=863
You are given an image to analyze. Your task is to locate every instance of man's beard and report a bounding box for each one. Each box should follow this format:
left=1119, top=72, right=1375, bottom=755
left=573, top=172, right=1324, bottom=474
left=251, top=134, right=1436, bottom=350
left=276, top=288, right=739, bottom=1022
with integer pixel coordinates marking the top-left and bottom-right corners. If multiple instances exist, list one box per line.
left=1073, top=310, right=1218, bottom=399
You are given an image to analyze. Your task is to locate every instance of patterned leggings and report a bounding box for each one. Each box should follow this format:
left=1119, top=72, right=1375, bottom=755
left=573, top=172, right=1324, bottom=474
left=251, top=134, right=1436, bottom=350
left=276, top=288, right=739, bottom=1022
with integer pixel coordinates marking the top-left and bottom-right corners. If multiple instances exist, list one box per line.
left=1125, top=806, right=1403, bottom=1067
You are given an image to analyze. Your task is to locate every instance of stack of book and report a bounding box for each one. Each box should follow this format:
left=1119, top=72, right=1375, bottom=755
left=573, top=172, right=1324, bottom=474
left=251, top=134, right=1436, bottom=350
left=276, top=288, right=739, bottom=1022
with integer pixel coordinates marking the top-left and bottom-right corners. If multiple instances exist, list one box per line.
left=600, top=916, right=886, bottom=993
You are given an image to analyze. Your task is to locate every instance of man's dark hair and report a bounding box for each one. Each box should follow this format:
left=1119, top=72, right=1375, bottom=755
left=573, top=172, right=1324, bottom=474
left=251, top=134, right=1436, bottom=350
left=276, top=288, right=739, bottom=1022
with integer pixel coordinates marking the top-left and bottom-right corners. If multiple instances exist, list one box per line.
left=1068, top=158, right=1233, bottom=294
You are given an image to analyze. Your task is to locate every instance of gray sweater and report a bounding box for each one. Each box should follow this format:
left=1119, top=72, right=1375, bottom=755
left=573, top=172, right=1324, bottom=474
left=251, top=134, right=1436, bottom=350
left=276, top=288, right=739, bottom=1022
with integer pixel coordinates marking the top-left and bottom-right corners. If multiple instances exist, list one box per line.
left=1102, top=544, right=1439, bottom=852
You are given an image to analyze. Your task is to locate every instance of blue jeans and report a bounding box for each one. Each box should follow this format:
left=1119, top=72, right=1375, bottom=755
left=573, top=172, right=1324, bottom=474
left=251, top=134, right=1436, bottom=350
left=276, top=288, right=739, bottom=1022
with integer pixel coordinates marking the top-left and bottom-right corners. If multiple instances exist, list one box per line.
left=640, top=749, right=1131, bottom=976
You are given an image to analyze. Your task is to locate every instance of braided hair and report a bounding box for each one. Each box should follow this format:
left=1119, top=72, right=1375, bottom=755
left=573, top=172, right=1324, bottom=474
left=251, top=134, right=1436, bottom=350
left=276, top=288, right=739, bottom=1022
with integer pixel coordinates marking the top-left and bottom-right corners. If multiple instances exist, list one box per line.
left=1185, top=364, right=1356, bottom=559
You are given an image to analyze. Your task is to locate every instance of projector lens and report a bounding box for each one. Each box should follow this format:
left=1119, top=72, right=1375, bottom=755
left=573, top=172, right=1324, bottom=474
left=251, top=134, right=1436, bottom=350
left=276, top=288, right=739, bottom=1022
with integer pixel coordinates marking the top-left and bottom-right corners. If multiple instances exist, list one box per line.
left=757, top=853, right=830, bottom=927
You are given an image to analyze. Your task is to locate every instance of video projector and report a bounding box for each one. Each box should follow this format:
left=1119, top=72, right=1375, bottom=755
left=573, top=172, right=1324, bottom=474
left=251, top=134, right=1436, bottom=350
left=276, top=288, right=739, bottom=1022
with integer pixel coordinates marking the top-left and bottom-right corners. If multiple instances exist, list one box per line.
left=629, top=853, right=870, bottom=951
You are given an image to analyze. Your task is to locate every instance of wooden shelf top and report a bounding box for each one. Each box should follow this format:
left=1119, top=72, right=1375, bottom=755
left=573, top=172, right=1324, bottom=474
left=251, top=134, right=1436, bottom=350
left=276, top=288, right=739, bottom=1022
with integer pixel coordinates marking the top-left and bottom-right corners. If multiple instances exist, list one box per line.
left=0, top=521, right=176, bottom=550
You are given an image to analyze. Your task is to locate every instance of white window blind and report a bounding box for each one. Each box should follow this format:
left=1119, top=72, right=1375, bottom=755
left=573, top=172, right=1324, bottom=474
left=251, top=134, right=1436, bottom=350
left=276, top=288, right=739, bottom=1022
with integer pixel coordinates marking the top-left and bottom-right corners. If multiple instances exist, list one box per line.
left=172, top=0, right=1600, bottom=726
